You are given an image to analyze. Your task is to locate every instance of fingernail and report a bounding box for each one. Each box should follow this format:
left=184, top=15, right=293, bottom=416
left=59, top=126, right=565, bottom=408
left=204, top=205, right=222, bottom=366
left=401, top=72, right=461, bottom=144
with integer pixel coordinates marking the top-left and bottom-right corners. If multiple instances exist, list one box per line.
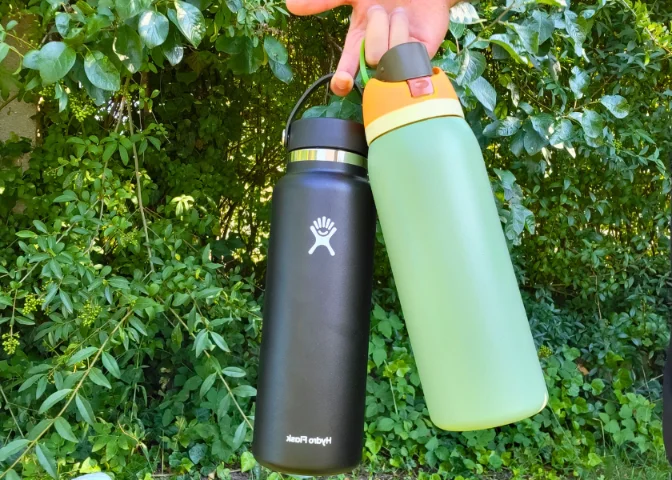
left=390, top=7, right=405, bottom=16
left=334, top=76, right=352, bottom=93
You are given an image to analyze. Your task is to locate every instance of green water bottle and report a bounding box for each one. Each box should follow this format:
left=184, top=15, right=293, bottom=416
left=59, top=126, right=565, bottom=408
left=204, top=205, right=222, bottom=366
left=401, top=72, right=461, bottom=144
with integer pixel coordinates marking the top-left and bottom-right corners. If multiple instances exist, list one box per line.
left=362, top=43, right=548, bottom=431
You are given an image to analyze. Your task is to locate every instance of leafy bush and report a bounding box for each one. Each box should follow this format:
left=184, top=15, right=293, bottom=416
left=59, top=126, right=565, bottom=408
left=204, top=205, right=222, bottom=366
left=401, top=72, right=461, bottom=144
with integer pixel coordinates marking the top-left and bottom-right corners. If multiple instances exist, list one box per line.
left=0, top=0, right=671, bottom=479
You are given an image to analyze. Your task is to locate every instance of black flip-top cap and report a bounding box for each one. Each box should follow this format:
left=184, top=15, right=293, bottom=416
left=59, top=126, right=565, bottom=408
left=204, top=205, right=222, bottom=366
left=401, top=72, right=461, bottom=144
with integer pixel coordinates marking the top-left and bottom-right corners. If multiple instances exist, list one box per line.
left=375, top=42, right=433, bottom=82
left=287, top=117, right=368, bottom=158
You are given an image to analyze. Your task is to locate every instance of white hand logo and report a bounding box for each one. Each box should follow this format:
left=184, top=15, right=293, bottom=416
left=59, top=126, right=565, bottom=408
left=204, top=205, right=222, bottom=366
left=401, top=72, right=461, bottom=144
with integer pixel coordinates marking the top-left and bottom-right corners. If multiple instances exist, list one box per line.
left=309, top=217, right=337, bottom=256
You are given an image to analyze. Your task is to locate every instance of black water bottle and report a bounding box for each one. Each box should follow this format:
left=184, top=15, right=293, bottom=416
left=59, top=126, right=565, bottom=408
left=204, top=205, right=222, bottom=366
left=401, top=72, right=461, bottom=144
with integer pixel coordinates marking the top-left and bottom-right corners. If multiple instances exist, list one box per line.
left=253, top=74, right=376, bottom=476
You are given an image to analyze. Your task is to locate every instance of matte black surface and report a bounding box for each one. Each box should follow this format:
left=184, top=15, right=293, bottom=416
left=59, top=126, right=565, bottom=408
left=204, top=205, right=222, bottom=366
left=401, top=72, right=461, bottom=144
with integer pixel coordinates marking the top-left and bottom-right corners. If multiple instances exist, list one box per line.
left=253, top=161, right=376, bottom=475
left=287, top=117, right=368, bottom=158
left=376, top=42, right=433, bottom=82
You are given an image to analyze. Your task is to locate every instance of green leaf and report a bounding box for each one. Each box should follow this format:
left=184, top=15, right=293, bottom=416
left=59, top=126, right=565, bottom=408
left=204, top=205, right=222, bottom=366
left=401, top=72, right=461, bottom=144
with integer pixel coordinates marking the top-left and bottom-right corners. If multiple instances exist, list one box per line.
left=456, top=49, right=486, bottom=85
left=53, top=190, right=77, bottom=203
left=450, top=1, right=480, bottom=24
left=530, top=113, right=554, bottom=139
left=54, top=417, right=78, bottom=442
left=600, top=95, right=629, bottom=119
left=229, top=39, right=264, bottom=74
left=263, top=36, right=288, bottom=64
left=84, top=51, right=121, bottom=91
left=510, top=204, right=534, bottom=236
left=201, top=243, right=211, bottom=264
left=564, top=10, right=589, bottom=57
left=194, top=329, right=209, bottom=357
left=527, top=10, right=554, bottom=45
left=67, top=346, right=98, bottom=366
left=210, top=331, right=230, bottom=352
left=162, top=28, right=184, bottom=66
left=232, top=420, right=247, bottom=450
left=222, top=366, right=246, bottom=377
left=36, top=443, right=58, bottom=479
left=189, top=443, right=207, bottom=464
left=0, top=439, right=30, bottom=462
left=55, top=12, right=70, bottom=37
left=27, top=419, right=52, bottom=440
left=4, top=470, right=20, bottom=480
left=23, top=49, right=41, bottom=69
left=139, top=11, right=169, bottom=48
left=119, top=144, right=129, bottom=165
left=200, top=372, right=217, bottom=398
left=269, top=59, right=293, bottom=84
left=19, top=373, right=45, bottom=392
left=489, top=34, right=527, bottom=64
left=114, top=24, right=143, bottom=74
left=497, top=116, right=522, bottom=137
left=76, top=394, right=96, bottom=425
left=240, top=451, right=256, bottom=472
left=129, top=315, right=148, bottom=334
left=39, top=388, right=73, bottom=414
left=581, top=109, right=604, bottom=138
left=569, top=66, right=589, bottom=99
left=102, top=352, right=122, bottom=379
left=16, top=230, right=37, bottom=238
left=549, top=119, right=574, bottom=146
left=377, top=417, right=395, bottom=432
left=510, top=23, right=539, bottom=54
left=38, top=42, right=76, bottom=84
left=33, top=220, right=48, bottom=233
left=0, top=43, right=10, bottom=64
left=89, top=367, right=112, bottom=389
left=174, top=0, right=206, bottom=47
left=232, top=385, right=256, bottom=397
left=115, top=0, right=144, bottom=20
left=468, top=76, right=496, bottom=111
left=49, top=259, right=63, bottom=280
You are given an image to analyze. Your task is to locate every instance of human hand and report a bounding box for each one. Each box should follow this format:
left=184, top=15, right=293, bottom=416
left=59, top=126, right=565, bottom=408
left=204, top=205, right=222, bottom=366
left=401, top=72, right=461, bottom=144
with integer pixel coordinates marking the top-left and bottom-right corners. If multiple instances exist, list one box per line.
left=286, top=0, right=457, bottom=96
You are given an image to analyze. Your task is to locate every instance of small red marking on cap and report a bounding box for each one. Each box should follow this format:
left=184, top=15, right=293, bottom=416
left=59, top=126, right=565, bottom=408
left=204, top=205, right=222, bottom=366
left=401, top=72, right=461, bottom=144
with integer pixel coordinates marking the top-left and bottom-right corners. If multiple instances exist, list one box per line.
left=407, top=77, right=434, bottom=97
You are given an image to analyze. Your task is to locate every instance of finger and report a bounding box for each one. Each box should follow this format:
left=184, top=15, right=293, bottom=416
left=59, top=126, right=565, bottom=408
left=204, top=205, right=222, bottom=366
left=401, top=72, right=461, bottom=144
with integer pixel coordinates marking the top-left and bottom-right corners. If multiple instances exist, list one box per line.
left=389, top=8, right=409, bottom=49
left=285, top=0, right=347, bottom=16
left=364, top=6, right=389, bottom=65
left=332, top=23, right=365, bottom=95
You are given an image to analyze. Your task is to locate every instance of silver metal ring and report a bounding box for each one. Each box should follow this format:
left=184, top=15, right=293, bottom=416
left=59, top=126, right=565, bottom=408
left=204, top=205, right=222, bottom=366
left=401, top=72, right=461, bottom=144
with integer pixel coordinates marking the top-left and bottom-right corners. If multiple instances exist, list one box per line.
left=289, top=149, right=367, bottom=169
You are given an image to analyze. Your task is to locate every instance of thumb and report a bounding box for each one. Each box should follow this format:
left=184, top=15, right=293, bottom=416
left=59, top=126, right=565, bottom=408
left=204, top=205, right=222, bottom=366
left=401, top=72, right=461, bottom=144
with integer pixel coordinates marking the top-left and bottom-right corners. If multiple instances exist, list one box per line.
left=286, top=0, right=348, bottom=16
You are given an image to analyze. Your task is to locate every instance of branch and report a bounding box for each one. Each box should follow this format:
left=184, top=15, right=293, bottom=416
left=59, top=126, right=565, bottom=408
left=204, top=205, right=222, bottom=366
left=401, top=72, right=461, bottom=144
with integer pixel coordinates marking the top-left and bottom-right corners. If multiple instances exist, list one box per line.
left=126, top=99, right=155, bottom=273
left=0, top=383, right=24, bottom=437
left=0, top=93, right=19, bottom=115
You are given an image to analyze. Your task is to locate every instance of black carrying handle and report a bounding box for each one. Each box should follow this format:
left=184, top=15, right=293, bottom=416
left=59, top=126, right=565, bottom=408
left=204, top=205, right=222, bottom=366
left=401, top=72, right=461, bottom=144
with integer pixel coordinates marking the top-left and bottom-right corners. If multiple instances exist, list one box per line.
left=283, top=73, right=363, bottom=148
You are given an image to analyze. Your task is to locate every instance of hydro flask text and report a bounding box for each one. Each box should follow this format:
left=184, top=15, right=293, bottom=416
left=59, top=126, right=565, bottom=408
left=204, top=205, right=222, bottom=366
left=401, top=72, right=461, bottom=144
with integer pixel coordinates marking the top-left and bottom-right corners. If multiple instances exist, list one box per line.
left=285, top=435, right=332, bottom=446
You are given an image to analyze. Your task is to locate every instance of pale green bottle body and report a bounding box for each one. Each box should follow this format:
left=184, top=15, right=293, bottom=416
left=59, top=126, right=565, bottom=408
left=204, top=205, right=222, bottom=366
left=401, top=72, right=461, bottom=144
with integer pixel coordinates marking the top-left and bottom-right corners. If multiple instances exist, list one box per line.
left=368, top=116, right=548, bottom=431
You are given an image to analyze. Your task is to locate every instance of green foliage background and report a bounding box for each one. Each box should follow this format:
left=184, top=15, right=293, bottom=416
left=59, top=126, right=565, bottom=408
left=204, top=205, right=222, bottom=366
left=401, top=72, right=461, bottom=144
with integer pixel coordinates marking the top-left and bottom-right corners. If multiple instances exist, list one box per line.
left=0, top=0, right=671, bottom=478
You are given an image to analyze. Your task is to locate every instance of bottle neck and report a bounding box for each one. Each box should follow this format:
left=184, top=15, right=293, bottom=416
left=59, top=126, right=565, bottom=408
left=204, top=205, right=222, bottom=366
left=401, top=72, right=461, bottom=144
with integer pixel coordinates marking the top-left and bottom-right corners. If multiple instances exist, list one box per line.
left=289, top=148, right=367, bottom=169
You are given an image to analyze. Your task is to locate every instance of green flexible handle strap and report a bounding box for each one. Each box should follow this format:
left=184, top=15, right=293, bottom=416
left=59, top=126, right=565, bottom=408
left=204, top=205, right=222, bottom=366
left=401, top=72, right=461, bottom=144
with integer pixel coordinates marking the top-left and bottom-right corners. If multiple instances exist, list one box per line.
left=359, top=40, right=370, bottom=86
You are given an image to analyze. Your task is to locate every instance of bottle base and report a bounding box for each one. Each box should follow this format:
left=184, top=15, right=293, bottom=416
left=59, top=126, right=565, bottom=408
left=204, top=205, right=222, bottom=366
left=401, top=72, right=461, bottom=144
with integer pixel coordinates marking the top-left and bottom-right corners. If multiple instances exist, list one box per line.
left=255, top=457, right=360, bottom=477
left=431, top=392, right=549, bottom=432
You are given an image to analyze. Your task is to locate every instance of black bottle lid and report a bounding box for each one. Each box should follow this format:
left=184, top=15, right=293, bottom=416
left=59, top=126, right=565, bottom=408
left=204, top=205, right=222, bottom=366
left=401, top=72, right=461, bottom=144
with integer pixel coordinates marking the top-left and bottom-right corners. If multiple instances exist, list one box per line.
left=284, top=74, right=368, bottom=158
left=286, top=117, right=367, bottom=157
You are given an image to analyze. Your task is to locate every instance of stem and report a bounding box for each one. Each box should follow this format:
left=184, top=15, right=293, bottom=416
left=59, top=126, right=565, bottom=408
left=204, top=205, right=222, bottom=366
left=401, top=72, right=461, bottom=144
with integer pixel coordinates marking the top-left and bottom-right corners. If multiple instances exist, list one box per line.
left=0, top=93, right=19, bottom=115
left=126, top=100, right=155, bottom=273
left=464, top=1, right=517, bottom=51
left=0, top=310, right=131, bottom=480
left=5, top=32, right=35, bottom=50
left=0, top=383, right=24, bottom=437
left=165, top=306, right=253, bottom=429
